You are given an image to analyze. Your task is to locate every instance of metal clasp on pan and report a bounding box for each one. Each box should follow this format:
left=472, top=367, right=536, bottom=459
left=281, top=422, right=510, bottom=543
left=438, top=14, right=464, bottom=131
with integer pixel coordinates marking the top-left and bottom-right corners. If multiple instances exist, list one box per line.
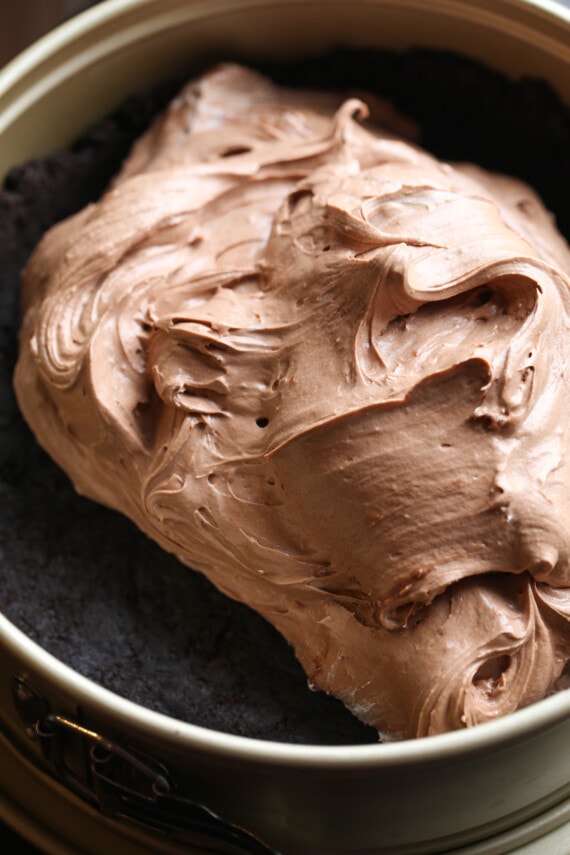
left=11, top=674, right=276, bottom=854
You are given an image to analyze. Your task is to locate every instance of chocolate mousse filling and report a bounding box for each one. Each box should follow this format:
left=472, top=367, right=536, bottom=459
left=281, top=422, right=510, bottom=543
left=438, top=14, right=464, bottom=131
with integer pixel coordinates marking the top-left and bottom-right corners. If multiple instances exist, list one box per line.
left=2, top=48, right=569, bottom=742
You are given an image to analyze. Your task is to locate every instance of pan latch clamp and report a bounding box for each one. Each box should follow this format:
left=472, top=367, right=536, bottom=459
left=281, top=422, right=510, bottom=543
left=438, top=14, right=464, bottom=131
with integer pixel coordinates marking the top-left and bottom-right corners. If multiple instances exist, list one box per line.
left=11, top=673, right=276, bottom=854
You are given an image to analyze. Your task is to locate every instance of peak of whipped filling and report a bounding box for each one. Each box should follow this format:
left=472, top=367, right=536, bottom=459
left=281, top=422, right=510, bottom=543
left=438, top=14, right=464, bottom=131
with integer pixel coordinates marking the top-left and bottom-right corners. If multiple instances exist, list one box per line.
left=14, top=63, right=570, bottom=738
